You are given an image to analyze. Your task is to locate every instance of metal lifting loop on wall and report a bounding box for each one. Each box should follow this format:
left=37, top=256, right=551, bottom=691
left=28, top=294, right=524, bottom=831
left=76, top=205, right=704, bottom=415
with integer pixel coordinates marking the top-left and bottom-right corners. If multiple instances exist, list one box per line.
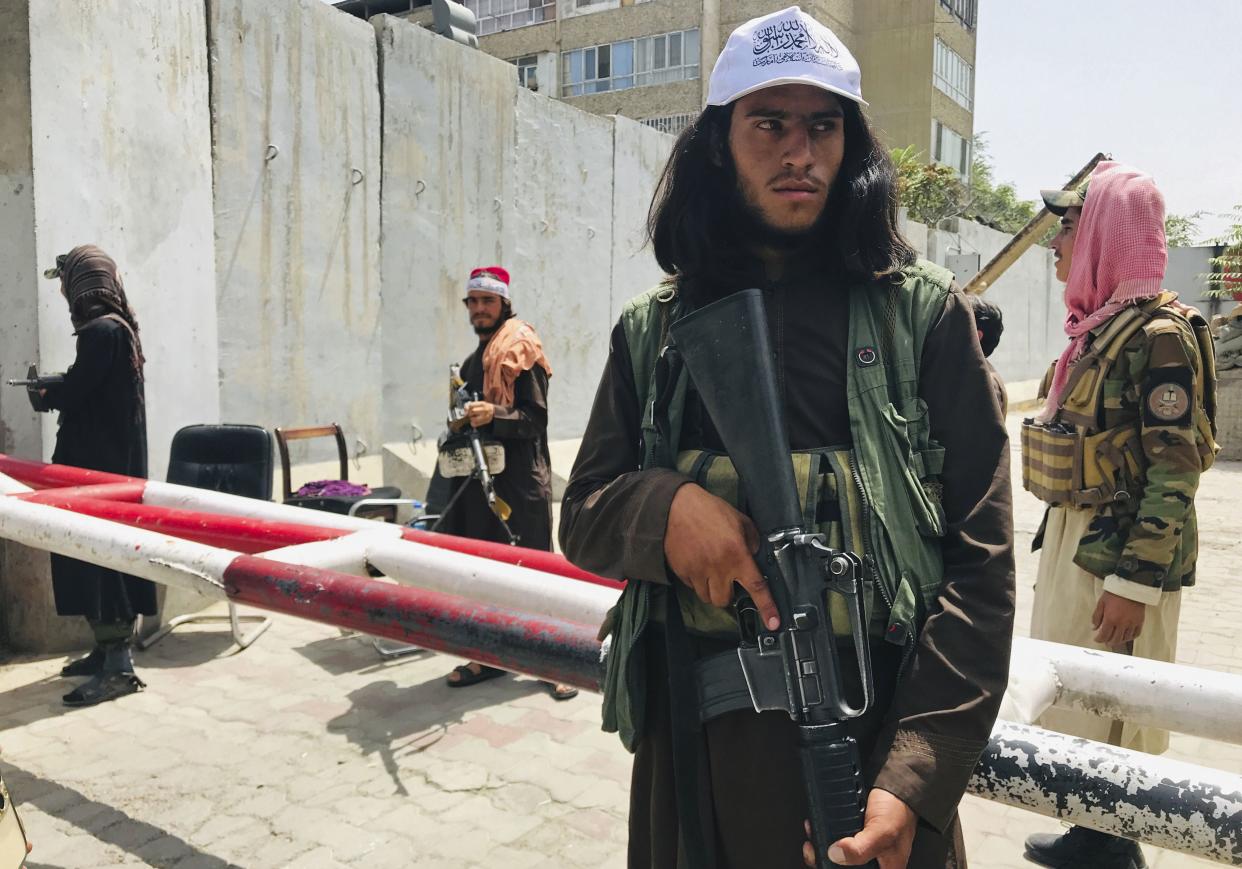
left=351, top=168, right=364, bottom=186
left=414, top=179, right=426, bottom=199
left=264, top=144, right=279, bottom=163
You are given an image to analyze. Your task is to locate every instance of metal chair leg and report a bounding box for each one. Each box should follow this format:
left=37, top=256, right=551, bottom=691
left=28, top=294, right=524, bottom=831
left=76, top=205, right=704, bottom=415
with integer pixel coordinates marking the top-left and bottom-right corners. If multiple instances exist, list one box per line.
left=371, top=638, right=424, bottom=659
left=137, top=603, right=271, bottom=652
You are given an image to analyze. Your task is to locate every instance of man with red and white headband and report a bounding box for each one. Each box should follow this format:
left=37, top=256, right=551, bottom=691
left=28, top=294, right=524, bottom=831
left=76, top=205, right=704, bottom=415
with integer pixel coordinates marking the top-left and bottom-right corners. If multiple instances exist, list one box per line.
left=438, top=266, right=578, bottom=701
left=560, top=6, right=1014, bottom=867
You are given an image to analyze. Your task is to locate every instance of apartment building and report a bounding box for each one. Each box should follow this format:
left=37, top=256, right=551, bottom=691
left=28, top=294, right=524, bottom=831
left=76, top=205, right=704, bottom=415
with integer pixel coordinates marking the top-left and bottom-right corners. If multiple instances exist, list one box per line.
left=391, top=0, right=978, bottom=175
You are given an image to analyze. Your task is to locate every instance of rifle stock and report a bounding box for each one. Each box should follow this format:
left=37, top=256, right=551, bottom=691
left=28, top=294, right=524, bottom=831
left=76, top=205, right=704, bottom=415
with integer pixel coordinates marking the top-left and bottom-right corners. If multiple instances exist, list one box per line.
left=669, top=289, right=875, bottom=869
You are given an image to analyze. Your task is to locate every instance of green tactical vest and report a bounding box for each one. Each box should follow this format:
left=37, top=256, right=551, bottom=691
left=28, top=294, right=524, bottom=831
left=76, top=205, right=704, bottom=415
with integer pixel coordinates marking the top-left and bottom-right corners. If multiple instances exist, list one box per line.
left=600, top=262, right=954, bottom=751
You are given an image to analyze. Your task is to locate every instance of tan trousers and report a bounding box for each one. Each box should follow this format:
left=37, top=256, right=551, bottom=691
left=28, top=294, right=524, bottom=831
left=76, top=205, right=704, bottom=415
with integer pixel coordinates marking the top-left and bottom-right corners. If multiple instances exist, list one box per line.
left=1030, top=505, right=1182, bottom=754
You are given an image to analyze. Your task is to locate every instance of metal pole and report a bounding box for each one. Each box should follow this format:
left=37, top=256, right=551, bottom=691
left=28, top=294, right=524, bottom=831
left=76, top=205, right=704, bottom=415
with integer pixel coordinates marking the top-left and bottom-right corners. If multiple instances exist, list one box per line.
left=0, top=495, right=603, bottom=690
left=2, top=492, right=1241, bottom=862
left=1007, top=637, right=1242, bottom=747
left=0, top=453, right=614, bottom=587
left=973, top=721, right=1242, bottom=864
left=14, top=489, right=623, bottom=628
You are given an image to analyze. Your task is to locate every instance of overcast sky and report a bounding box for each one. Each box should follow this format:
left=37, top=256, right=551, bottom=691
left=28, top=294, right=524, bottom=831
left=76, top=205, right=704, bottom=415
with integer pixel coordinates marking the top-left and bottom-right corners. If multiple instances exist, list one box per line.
left=975, top=0, right=1240, bottom=243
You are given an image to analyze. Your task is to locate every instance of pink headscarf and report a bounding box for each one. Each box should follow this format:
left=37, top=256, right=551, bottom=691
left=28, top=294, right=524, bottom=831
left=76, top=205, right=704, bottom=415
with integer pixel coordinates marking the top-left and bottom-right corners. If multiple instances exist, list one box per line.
left=1039, top=162, right=1167, bottom=421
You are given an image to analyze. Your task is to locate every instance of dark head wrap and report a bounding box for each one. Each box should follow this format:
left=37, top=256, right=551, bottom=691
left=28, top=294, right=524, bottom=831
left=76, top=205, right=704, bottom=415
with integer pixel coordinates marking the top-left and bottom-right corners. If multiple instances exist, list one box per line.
left=58, top=245, right=145, bottom=383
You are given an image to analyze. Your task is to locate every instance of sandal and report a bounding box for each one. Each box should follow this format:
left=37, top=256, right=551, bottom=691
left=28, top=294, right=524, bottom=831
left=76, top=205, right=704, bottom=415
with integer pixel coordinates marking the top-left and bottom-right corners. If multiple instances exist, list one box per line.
left=446, top=663, right=506, bottom=688
left=61, top=647, right=105, bottom=677
left=62, top=672, right=146, bottom=708
left=543, top=681, right=579, bottom=701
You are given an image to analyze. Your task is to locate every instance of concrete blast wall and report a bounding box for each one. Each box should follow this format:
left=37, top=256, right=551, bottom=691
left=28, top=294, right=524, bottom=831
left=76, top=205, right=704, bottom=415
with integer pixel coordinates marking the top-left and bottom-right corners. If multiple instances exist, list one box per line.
left=210, top=0, right=383, bottom=458
left=0, top=0, right=219, bottom=651
left=927, top=219, right=1063, bottom=385
left=375, top=15, right=667, bottom=446
left=27, top=0, right=221, bottom=478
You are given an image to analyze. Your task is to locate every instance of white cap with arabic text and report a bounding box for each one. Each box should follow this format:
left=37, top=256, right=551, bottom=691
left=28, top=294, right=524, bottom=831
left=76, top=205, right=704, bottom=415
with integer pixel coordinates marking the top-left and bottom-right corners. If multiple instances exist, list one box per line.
left=705, top=6, right=865, bottom=108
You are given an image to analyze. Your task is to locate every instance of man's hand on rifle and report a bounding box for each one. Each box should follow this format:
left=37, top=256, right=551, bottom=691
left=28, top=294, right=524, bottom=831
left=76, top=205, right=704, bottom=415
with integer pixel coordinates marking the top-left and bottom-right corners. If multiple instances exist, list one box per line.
left=802, top=789, right=917, bottom=868
left=464, top=400, right=495, bottom=428
left=663, top=483, right=781, bottom=630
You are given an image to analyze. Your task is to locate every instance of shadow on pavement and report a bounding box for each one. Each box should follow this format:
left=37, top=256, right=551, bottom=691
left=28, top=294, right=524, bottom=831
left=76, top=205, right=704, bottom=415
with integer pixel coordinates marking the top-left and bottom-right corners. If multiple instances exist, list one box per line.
left=0, top=763, right=243, bottom=869
left=293, top=633, right=432, bottom=677
left=0, top=675, right=77, bottom=732
left=327, top=673, right=541, bottom=796
left=132, top=629, right=240, bottom=669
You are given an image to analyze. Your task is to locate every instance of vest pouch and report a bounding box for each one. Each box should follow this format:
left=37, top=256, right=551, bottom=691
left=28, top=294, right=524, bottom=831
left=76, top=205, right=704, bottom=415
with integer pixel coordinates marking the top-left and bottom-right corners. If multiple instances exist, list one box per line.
left=1079, top=424, right=1143, bottom=506
left=1059, top=360, right=1104, bottom=426
left=1021, top=421, right=1077, bottom=505
left=672, top=448, right=858, bottom=640
left=878, top=399, right=946, bottom=537
left=437, top=436, right=505, bottom=478
left=1195, top=410, right=1218, bottom=472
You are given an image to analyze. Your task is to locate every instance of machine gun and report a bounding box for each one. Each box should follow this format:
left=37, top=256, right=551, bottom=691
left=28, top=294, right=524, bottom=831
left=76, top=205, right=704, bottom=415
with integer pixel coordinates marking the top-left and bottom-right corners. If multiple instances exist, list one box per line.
left=669, top=289, right=876, bottom=869
left=431, top=363, right=517, bottom=544
left=5, top=365, right=63, bottom=413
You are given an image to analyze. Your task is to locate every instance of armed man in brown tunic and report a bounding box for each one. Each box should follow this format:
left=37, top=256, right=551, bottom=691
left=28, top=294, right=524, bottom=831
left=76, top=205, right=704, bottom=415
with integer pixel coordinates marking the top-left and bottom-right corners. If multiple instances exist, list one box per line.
left=437, top=266, right=577, bottom=700
left=559, top=8, right=1014, bottom=868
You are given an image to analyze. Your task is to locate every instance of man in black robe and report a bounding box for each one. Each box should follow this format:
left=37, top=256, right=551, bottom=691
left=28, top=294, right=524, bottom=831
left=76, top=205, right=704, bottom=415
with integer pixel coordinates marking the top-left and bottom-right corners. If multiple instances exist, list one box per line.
left=41, top=245, right=154, bottom=707
left=436, top=266, right=576, bottom=700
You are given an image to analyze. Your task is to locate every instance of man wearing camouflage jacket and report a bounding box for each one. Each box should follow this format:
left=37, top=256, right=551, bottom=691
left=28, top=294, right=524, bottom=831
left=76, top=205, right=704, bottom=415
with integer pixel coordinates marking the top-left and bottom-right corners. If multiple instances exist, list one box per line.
left=1021, top=163, right=1218, bottom=869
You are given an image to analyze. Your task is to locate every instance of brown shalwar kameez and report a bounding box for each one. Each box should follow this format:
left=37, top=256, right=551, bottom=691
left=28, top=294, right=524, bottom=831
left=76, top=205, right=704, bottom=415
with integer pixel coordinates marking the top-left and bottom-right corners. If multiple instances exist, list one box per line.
left=560, top=264, right=1014, bottom=868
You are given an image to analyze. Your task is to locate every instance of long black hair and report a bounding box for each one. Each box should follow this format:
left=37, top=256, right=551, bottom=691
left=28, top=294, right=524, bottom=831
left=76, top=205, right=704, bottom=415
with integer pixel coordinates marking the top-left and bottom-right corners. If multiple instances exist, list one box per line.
left=647, top=98, right=915, bottom=297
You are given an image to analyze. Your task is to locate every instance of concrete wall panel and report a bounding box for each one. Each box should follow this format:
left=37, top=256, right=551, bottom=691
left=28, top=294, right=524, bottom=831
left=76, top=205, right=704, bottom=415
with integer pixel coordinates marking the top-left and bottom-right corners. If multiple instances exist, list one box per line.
left=0, top=3, right=40, bottom=461
left=511, top=88, right=616, bottom=439
left=27, top=0, right=220, bottom=480
left=210, top=0, right=382, bottom=455
left=609, top=115, right=670, bottom=312
left=927, top=219, right=1063, bottom=384
left=376, top=16, right=519, bottom=445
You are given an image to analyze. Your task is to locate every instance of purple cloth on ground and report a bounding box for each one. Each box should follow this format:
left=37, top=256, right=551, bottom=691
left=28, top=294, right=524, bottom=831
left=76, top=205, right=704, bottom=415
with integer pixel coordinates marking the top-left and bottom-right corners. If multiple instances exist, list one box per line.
left=295, top=479, right=371, bottom=498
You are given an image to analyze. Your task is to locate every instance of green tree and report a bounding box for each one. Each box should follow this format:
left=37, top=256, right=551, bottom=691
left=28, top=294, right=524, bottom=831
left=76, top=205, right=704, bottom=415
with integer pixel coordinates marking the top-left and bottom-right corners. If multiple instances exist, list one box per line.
left=890, top=138, right=1040, bottom=235
left=963, top=138, right=1038, bottom=234
left=891, top=145, right=965, bottom=226
left=1203, top=206, right=1242, bottom=301
left=1164, top=212, right=1203, bottom=248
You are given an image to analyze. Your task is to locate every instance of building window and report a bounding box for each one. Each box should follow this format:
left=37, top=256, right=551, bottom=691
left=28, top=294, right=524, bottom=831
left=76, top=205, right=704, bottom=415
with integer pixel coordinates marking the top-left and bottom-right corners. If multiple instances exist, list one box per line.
left=561, top=29, right=698, bottom=97
left=515, top=55, right=539, bottom=90
left=939, top=0, right=978, bottom=31
left=933, top=38, right=973, bottom=110
left=932, top=120, right=971, bottom=179
left=463, top=0, right=555, bottom=37
left=641, top=114, right=694, bottom=136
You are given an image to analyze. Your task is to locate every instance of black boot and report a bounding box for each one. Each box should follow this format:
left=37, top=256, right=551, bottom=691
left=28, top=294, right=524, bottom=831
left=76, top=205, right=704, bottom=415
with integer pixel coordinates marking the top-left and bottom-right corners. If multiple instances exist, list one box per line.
left=1024, top=826, right=1147, bottom=868
left=60, top=646, right=105, bottom=677
left=63, top=641, right=145, bottom=708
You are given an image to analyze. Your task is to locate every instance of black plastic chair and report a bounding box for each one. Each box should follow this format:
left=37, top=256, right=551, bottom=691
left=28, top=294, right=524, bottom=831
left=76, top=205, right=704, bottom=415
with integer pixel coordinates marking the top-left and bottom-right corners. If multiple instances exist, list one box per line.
left=138, top=424, right=275, bottom=652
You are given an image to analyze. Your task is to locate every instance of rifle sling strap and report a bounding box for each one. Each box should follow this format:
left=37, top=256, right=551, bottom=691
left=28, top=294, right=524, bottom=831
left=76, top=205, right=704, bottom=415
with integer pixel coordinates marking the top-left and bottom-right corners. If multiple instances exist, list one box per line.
left=663, top=591, right=719, bottom=869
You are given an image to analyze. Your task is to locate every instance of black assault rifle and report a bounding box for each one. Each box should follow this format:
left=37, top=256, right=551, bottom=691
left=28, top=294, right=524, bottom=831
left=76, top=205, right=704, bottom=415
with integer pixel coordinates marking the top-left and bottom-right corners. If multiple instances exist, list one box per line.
left=431, top=363, right=518, bottom=544
left=6, top=364, right=63, bottom=413
left=668, top=289, right=876, bottom=869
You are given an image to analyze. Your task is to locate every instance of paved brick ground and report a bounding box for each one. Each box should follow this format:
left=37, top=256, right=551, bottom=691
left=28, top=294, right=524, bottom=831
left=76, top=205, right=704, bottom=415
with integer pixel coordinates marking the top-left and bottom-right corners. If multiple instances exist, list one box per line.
left=2, top=414, right=1239, bottom=868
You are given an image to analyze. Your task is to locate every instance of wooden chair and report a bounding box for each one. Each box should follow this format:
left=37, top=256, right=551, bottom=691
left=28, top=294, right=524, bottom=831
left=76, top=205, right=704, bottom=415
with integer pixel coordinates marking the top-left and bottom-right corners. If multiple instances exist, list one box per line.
left=273, top=423, right=400, bottom=522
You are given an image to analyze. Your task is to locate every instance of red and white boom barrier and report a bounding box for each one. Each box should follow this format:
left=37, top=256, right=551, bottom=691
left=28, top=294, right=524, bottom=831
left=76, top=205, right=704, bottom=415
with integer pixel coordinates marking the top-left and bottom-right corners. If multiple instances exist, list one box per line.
left=1, top=454, right=1241, bottom=863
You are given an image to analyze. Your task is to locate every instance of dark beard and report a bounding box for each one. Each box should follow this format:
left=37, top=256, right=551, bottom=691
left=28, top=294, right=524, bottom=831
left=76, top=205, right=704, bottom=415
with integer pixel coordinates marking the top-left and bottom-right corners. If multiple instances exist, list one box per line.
left=734, top=184, right=826, bottom=250
left=473, top=308, right=512, bottom=337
